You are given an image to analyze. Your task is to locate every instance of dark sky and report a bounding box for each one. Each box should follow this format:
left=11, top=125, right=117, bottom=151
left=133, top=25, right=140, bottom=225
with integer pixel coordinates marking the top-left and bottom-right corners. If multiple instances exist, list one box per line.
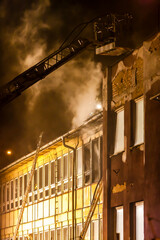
left=0, top=0, right=159, bottom=168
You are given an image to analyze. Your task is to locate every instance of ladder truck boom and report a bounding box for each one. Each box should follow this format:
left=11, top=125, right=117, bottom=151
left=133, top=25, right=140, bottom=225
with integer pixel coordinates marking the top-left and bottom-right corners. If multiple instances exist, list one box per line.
left=0, top=38, right=91, bottom=108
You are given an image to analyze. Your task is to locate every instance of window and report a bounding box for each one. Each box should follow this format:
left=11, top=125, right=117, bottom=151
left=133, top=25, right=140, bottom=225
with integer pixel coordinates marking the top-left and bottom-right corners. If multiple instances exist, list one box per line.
left=63, top=154, right=68, bottom=191
left=28, top=172, right=33, bottom=204
left=136, top=202, right=144, bottom=240
left=44, top=232, right=49, bottom=240
left=69, top=151, right=73, bottom=190
left=34, top=169, right=38, bottom=201
left=24, top=174, right=27, bottom=193
left=57, top=229, right=61, bottom=240
left=2, top=184, right=5, bottom=212
left=63, top=227, right=68, bottom=239
left=15, top=178, right=18, bottom=207
left=100, top=219, right=103, bottom=240
left=51, top=161, right=55, bottom=195
left=92, top=138, right=100, bottom=183
left=6, top=182, right=9, bottom=210
left=39, top=166, right=43, bottom=199
left=116, top=206, right=124, bottom=240
left=57, top=157, right=62, bottom=182
left=83, top=143, right=91, bottom=185
left=114, top=109, right=124, bottom=153
left=134, top=98, right=144, bottom=145
left=44, top=164, right=49, bottom=197
left=51, top=230, right=55, bottom=240
left=63, top=154, right=68, bottom=179
left=45, top=164, right=49, bottom=187
left=51, top=161, right=55, bottom=185
left=10, top=180, right=14, bottom=209
left=34, top=234, right=38, bottom=240
left=76, top=148, right=82, bottom=188
left=91, top=220, right=98, bottom=240
left=39, top=232, right=43, bottom=240
left=34, top=170, right=37, bottom=191
left=76, top=224, right=82, bottom=238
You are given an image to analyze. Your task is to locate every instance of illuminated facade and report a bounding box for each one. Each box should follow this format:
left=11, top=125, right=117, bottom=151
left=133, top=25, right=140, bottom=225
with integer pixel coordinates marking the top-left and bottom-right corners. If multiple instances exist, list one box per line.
left=0, top=114, right=103, bottom=240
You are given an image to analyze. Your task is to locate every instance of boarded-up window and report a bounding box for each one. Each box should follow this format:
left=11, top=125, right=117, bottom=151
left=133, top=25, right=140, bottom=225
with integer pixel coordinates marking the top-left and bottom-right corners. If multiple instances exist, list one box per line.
left=63, top=154, right=68, bottom=179
left=51, top=161, right=55, bottom=185
left=116, top=206, right=124, bottom=240
left=114, top=109, right=124, bottom=153
left=92, top=138, right=100, bottom=183
left=84, top=143, right=91, bottom=185
left=136, top=202, right=144, bottom=240
left=135, top=98, right=144, bottom=145
left=45, top=164, right=49, bottom=187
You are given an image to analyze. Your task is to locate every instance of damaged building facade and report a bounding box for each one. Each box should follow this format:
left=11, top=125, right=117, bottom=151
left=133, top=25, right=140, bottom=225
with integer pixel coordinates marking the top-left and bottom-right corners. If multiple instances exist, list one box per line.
left=0, top=33, right=160, bottom=239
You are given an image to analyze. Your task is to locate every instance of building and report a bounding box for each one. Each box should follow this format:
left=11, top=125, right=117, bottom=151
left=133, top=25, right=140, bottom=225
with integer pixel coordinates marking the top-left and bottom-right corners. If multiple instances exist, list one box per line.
left=0, top=32, right=160, bottom=240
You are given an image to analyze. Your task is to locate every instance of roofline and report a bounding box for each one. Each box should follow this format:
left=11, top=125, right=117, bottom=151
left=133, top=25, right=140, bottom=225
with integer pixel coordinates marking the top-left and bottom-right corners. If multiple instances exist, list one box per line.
left=0, top=111, right=103, bottom=173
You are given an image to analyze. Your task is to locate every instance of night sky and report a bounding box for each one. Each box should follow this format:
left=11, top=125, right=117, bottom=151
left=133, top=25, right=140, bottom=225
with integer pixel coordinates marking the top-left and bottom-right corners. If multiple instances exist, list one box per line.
left=0, top=0, right=159, bottom=168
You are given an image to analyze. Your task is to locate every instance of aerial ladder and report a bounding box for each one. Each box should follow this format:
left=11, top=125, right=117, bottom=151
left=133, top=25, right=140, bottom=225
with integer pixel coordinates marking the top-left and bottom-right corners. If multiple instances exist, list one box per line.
left=0, top=13, right=133, bottom=239
left=0, top=13, right=132, bottom=108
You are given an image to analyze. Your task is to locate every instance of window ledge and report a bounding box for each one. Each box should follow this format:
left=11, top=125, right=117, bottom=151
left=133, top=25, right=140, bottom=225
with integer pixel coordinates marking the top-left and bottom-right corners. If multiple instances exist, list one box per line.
left=130, top=143, right=144, bottom=151
left=110, top=150, right=125, bottom=158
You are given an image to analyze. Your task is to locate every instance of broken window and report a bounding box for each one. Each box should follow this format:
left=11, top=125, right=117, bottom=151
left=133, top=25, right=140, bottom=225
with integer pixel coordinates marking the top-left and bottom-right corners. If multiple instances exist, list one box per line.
left=114, top=109, right=124, bottom=153
left=134, top=98, right=144, bottom=145
left=92, top=138, right=100, bottom=183
left=83, top=143, right=91, bottom=185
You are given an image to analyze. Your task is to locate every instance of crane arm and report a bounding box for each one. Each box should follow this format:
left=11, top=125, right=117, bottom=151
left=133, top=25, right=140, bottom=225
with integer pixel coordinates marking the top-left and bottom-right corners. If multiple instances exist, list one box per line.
left=0, top=38, right=91, bottom=108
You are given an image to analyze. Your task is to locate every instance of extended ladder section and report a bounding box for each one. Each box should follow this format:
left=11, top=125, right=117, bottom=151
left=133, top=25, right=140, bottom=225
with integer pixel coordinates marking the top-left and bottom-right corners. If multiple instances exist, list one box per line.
left=0, top=38, right=91, bottom=108
left=13, top=133, right=43, bottom=240
left=79, top=179, right=103, bottom=240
